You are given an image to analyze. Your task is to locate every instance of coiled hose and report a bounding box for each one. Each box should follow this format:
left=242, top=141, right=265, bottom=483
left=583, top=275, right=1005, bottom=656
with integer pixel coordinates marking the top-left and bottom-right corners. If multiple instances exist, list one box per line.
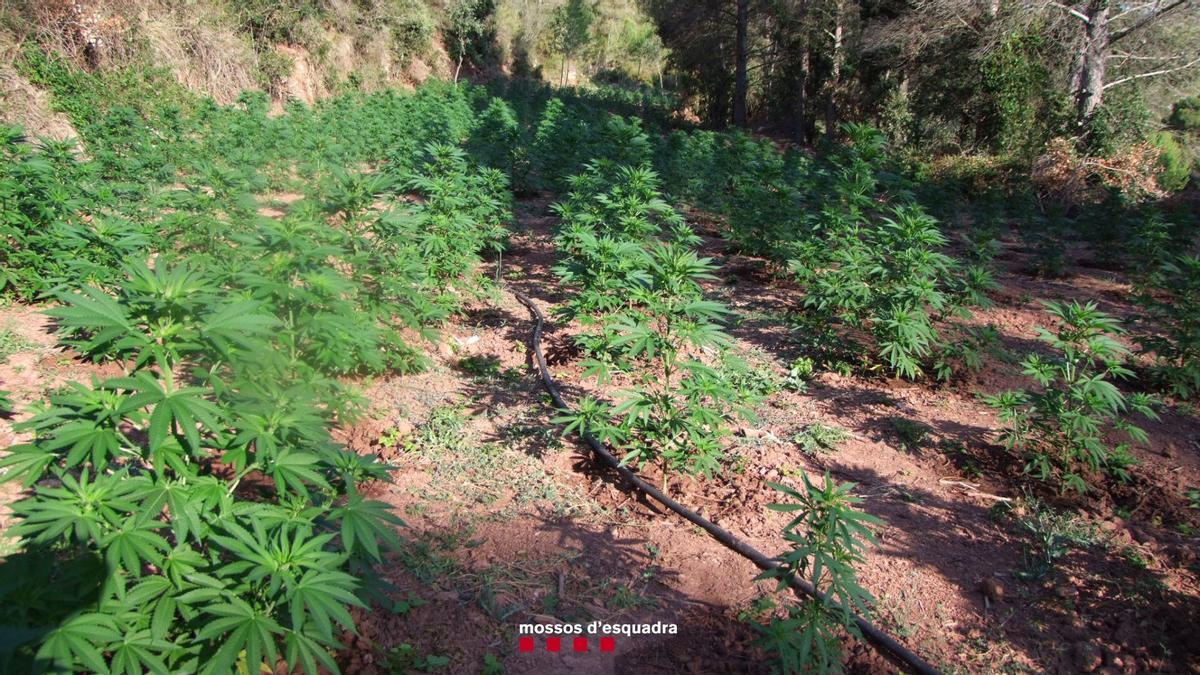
left=511, top=289, right=941, bottom=675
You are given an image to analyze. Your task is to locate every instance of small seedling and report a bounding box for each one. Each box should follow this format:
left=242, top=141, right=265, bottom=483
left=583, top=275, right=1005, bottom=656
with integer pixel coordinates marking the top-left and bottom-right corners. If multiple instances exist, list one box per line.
left=888, top=416, right=930, bottom=452
left=393, top=594, right=430, bottom=616
left=782, top=356, right=815, bottom=392
left=481, top=654, right=505, bottom=675
left=458, top=354, right=503, bottom=378
left=793, top=423, right=852, bottom=455
left=938, top=440, right=983, bottom=479
left=387, top=644, right=451, bottom=672
left=1014, top=497, right=1098, bottom=581
left=0, top=326, right=34, bottom=362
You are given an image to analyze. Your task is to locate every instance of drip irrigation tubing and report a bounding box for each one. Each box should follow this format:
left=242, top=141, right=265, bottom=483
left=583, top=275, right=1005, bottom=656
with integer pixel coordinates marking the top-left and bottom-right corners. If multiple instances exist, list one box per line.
left=511, top=288, right=941, bottom=675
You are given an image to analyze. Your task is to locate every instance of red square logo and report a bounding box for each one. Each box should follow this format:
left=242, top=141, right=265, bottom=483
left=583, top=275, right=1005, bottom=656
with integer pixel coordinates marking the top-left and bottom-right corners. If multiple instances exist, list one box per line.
left=573, top=637, right=589, bottom=653
left=546, top=637, right=561, bottom=652
left=518, top=636, right=534, bottom=653
left=599, top=636, right=615, bottom=653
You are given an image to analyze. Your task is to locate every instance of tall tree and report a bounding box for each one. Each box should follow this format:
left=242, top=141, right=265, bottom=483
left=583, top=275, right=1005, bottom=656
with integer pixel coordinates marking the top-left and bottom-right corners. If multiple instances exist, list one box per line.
left=551, top=0, right=596, bottom=85
left=645, top=0, right=736, bottom=125
left=1057, top=0, right=1200, bottom=135
left=448, top=0, right=493, bottom=83
left=824, top=0, right=846, bottom=139
left=645, top=0, right=1198, bottom=149
left=734, top=0, right=751, bottom=125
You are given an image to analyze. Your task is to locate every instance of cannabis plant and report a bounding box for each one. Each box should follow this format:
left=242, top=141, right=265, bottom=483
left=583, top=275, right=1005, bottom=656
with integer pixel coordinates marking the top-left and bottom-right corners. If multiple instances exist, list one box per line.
left=554, top=164, right=745, bottom=482
left=983, top=301, right=1158, bottom=493
left=1136, top=254, right=1200, bottom=399
left=562, top=244, right=741, bottom=481
left=468, top=97, right=529, bottom=191
left=0, top=263, right=401, bottom=673
left=758, top=474, right=880, bottom=674
left=791, top=202, right=989, bottom=379
left=552, top=163, right=697, bottom=320
left=381, top=143, right=510, bottom=287
left=0, top=125, right=149, bottom=300
left=673, top=121, right=995, bottom=380
left=322, top=167, right=396, bottom=228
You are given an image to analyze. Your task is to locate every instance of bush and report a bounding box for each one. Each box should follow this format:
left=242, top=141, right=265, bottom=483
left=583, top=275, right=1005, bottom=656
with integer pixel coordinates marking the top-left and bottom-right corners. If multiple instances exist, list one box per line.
left=1149, top=131, right=1193, bottom=193
left=257, top=49, right=295, bottom=96
left=233, top=0, right=325, bottom=47
left=387, top=0, right=435, bottom=67
left=1167, top=96, right=1200, bottom=133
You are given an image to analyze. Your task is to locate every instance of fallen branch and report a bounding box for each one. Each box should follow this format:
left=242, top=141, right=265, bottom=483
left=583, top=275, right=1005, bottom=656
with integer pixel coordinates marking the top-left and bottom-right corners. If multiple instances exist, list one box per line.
left=938, top=478, right=1013, bottom=503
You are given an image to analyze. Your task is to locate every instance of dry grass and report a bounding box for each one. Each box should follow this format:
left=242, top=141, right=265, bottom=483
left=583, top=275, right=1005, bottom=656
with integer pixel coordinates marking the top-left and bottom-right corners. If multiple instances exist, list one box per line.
left=0, top=34, right=76, bottom=139
left=138, top=3, right=257, bottom=105
left=0, top=61, right=76, bottom=140
left=0, top=0, right=454, bottom=112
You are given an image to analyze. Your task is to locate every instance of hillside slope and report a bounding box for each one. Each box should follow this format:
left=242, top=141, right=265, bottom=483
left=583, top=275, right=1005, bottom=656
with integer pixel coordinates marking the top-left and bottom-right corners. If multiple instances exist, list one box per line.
left=0, top=0, right=456, bottom=136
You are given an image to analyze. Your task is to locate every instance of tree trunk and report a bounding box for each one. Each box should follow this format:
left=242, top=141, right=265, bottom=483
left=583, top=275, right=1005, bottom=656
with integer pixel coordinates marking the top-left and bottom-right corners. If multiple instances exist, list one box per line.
left=733, top=0, right=750, bottom=127
left=1074, top=0, right=1110, bottom=135
left=824, top=0, right=844, bottom=141
left=795, top=46, right=810, bottom=143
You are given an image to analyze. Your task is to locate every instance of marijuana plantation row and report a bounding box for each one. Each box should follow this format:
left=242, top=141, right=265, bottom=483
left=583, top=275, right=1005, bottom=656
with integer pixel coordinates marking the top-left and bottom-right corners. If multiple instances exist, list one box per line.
left=1, top=76, right=1197, bottom=673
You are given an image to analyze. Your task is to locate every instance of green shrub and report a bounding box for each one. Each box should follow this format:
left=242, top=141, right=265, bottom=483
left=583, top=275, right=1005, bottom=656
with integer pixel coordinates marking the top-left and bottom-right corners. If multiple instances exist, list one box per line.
left=1167, top=96, right=1200, bottom=132
left=387, top=0, right=436, bottom=67
left=232, top=0, right=325, bottom=46
left=257, top=50, right=295, bottom=95
left=1149, top=131, right=1193, bottom=192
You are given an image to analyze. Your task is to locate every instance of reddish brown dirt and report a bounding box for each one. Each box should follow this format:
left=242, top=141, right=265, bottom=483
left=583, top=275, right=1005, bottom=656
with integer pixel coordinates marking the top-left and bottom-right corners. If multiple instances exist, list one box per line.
left=337, top=198, right=1199, bottom=675
left=2, top=195, right=1198, bottom=674
left=0, top=305, right=125, bottom=537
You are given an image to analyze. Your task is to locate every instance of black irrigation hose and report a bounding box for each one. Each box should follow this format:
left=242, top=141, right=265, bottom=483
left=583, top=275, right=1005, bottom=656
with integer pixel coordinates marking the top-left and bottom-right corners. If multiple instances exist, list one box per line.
left=511, top=288, right=941, bottom=675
